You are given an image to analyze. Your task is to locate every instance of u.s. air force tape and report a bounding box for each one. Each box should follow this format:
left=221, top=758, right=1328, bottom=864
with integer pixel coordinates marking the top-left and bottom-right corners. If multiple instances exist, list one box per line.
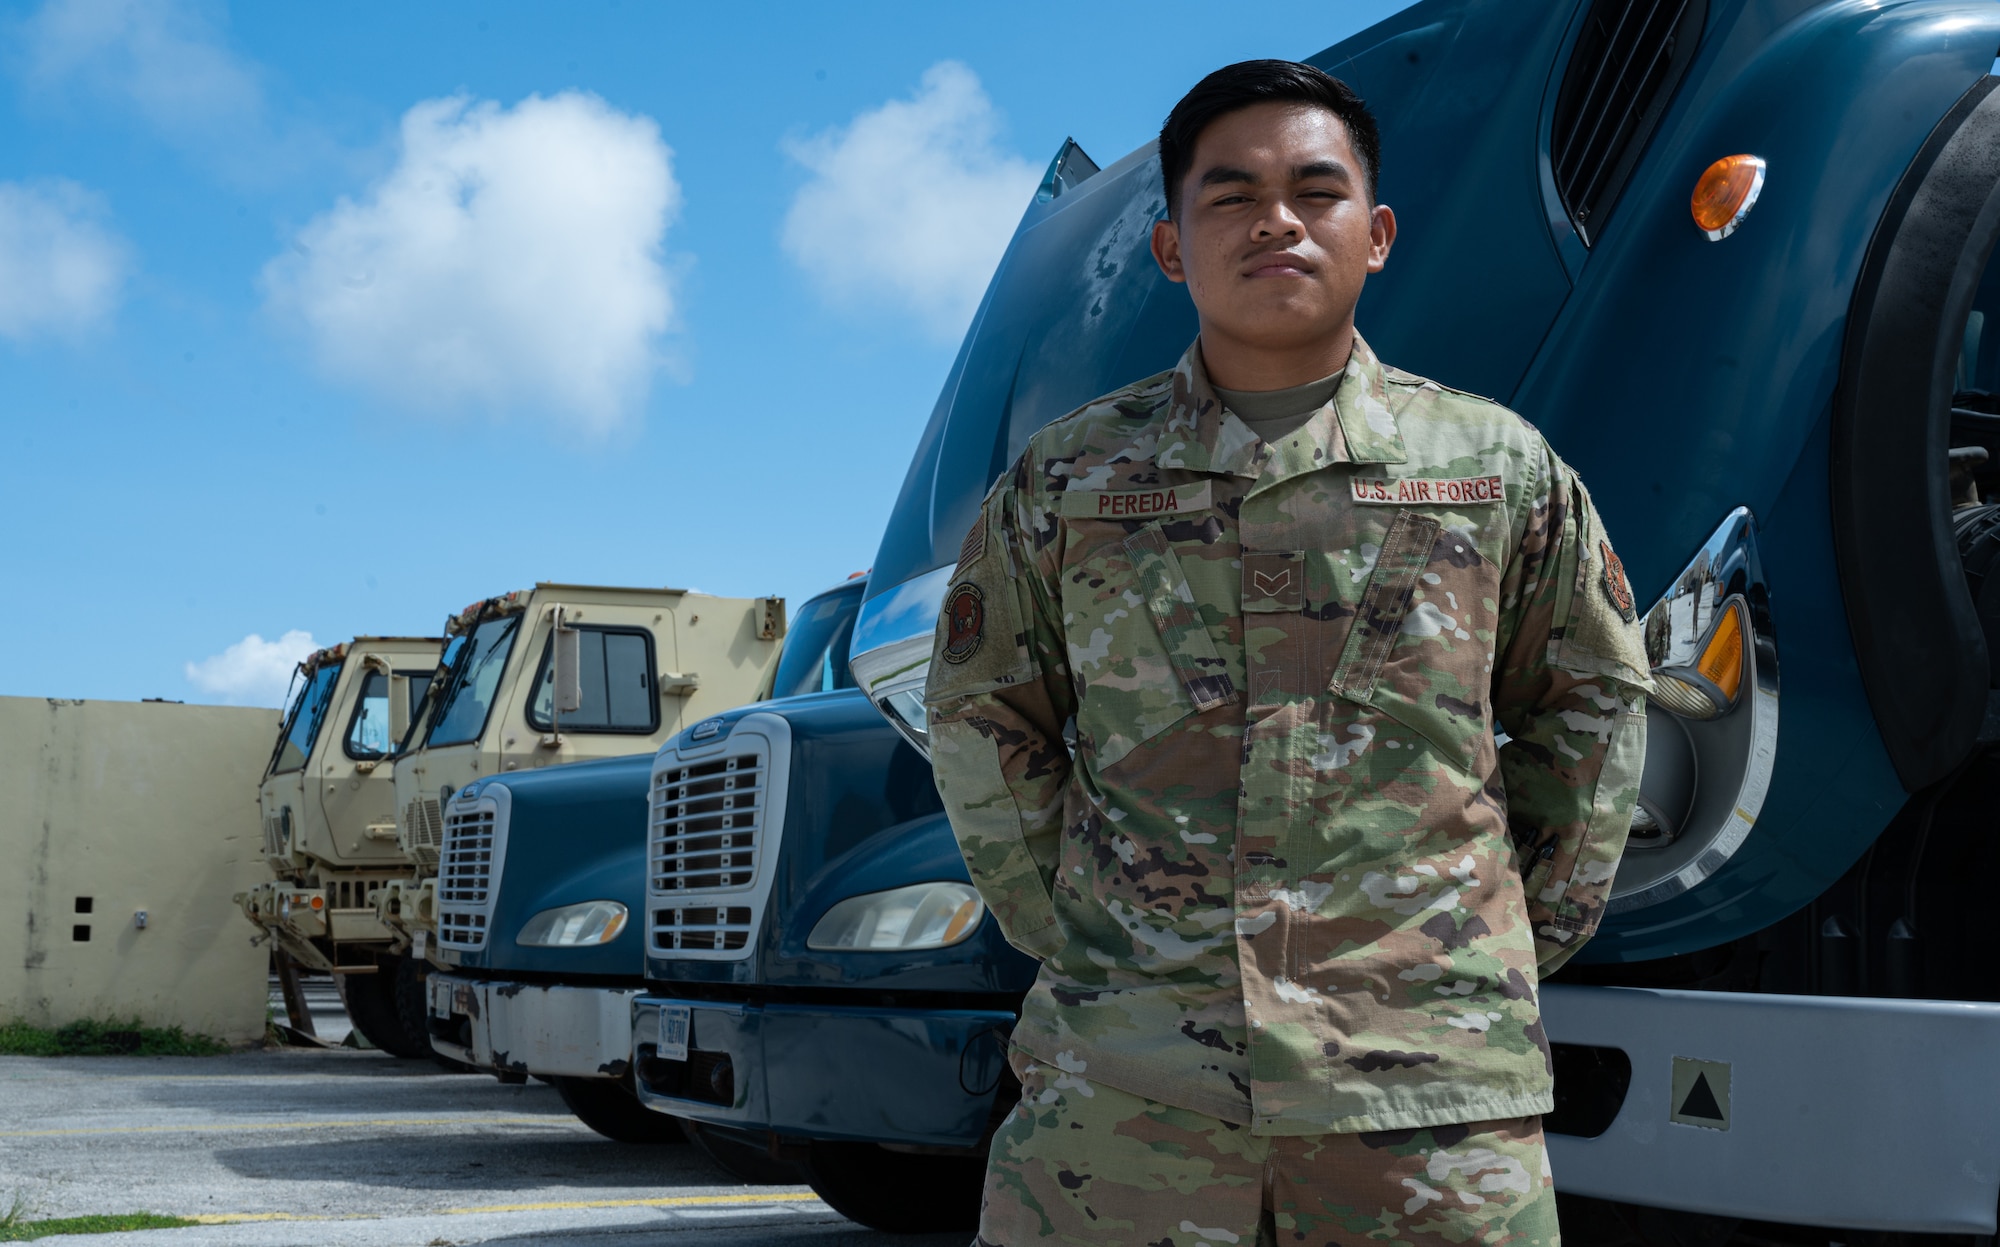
left=1057, top=482, right=1211, bottom=519
left=1350, top=474, right=1504, bottom=505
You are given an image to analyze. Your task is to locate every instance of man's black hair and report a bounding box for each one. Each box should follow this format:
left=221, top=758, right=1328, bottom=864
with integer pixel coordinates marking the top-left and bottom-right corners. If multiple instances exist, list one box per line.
left=1159, top=60, right=1381, bottom=218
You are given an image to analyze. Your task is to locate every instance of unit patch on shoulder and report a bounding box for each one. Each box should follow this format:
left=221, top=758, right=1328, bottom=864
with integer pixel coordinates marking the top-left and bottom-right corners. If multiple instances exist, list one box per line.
left=941, top=582, right=985, bottom=664
left=1058, top=482, right=1212, bottom=519
left=1600, top=539, right=1637, bottom=622
left=1351, top=475, right=1504, bottom=506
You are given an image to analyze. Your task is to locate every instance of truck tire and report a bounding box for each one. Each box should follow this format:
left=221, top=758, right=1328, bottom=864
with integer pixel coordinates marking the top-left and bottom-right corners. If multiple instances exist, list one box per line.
left=681, top=1120, right=802, bottom=1185
left=334, top=962, right=430, bottom=1059
left=1955, top=502, right=2000, bottom=684
left=802, top=1140, right=984, bottom=1233
left=549, top=1076, right=686, bottom=1144
left=389, top=954, right=476, bottom=1073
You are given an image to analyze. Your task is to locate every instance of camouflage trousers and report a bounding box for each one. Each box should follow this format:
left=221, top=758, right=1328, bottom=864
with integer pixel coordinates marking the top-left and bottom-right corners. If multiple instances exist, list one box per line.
left=977, top=1054, right=1558, bottom=1247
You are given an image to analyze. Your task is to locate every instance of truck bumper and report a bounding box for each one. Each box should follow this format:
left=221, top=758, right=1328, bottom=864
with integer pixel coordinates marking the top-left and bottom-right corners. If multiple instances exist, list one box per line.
left=428, top=974, right=640, bottom=1080
left=1545, top=984, right=2000, bottom=1232
left=630, top=995, right=1012, bottom=1148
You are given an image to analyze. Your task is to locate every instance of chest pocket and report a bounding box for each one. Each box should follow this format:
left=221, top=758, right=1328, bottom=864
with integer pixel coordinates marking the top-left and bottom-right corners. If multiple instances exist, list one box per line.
left=1329, top=509, right=1499, bottom=773
left=1070, top=523, right=1236, bottom=771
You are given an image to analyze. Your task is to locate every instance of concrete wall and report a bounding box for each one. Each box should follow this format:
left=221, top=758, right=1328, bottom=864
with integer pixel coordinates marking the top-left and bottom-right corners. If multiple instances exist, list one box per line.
left=0, top=696, right=279, bottom=1044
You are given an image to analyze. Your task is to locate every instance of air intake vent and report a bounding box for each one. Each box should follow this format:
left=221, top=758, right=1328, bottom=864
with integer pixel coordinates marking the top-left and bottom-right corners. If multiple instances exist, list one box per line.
left=1551, top=0, right=1708, bottom=245
left=401, top=796, right=445, bottom=869
left=646, top=715, right=791, bottom=962
left=437, top=790, right=510, bottom=952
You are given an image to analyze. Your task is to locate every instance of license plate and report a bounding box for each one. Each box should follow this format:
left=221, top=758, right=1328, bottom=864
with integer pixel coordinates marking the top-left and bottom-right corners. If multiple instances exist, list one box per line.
left=657, top=1004, right=691, bottom=1062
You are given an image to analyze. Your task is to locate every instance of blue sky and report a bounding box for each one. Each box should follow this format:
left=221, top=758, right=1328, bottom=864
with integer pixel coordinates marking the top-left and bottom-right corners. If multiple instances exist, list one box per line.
left=0, top=0, right=1413, bottom=706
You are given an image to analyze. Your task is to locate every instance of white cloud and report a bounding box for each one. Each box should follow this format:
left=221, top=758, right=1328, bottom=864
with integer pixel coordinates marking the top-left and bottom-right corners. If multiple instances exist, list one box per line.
left=261, top=92, right=680, bottom=435
left=16, top=0, right=275, bottom=174
left=0, top=179, right=127, bottom=341
left=185, top=630, right=318, bottom=707
left=782, top=61, right=1040, bottom=339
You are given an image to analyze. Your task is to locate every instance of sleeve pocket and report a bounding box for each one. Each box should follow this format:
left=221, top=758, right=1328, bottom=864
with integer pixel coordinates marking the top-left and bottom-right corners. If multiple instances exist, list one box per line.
left=929, top=718, right=1066, bottom=962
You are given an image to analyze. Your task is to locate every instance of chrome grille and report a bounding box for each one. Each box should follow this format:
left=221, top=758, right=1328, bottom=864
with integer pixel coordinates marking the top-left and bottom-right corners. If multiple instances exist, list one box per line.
left=436, top=792, right=509, bottom=951
left=647, top=724, right=785, bottom=960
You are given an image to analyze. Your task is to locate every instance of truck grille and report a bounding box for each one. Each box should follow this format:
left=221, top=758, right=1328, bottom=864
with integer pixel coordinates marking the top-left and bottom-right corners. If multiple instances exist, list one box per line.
left=436, top=792, right=509, bottom=952
left=648, top=725, right=784, bottom=959
left=262, top=814, right=285, bottom=858
left=402, top=797, right=445, bottom=869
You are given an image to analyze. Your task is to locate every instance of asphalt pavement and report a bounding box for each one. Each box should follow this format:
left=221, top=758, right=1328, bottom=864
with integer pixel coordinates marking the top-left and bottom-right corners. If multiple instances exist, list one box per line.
left=0, top=1048, right=972, bottom=1246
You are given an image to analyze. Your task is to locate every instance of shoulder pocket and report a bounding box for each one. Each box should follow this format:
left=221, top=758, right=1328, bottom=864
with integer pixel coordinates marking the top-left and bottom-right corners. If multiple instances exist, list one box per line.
left=926, top=512, right=1035, bottom=704
left=1549, top=481, right=1651, bottom=688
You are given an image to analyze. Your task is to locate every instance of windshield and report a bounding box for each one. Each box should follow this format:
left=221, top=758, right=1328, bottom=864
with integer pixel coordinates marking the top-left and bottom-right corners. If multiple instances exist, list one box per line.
left=268, top=661, right=342, bottom=776
left=770, top=584, right=863, bottom=700
left=423, top=615, right=521, bottom=748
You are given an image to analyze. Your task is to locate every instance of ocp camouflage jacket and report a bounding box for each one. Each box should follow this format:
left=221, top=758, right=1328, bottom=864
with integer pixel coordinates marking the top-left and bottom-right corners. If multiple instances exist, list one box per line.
left=924, top=335, right=1651, bottom=1136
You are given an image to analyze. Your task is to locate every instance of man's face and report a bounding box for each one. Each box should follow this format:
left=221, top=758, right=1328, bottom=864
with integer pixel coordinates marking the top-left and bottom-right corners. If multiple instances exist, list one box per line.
left=1151, top=102, right=1394, bottom=360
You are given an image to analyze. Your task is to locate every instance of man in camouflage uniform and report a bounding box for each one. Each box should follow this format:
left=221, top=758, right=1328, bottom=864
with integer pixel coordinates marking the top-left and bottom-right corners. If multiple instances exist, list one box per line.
left=925, top=61, right=1650, bottom=1247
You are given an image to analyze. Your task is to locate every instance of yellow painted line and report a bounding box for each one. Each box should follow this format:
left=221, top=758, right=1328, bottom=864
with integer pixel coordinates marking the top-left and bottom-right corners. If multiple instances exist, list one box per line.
left=0, top=1115, right=585, bottom=1139
left=183, top=1192, right=824, bottom=1225
left=444, top=1192, right=823, bottom=1214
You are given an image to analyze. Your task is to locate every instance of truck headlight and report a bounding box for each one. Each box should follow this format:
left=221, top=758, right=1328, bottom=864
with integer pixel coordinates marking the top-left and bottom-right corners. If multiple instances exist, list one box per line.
left=806, top=882, right=985, bottom=951
left=516, top=900, right=628, bottom=948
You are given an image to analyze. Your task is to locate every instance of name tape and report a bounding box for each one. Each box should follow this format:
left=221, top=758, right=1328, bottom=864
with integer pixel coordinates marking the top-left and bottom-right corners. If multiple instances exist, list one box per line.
left=1351, top=474, right=1504, bottom=506
left=1060, top=482, right=1212, bottom=519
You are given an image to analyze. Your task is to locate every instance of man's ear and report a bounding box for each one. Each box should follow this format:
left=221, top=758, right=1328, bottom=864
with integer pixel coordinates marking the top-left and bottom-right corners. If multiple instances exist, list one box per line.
left=1367, top=203, right=1397, bottom=274
left=1151, top=218, right=1186, bottom=284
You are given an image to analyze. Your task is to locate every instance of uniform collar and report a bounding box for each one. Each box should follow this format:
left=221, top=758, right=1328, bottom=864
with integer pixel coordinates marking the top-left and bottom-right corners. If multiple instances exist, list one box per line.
left=1154, top=333, right=1409, bottom=482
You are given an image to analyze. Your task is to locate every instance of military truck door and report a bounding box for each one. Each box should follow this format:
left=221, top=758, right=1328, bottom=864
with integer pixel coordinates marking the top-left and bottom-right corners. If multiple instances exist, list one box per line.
left=317, top=662, right=429, bottom=864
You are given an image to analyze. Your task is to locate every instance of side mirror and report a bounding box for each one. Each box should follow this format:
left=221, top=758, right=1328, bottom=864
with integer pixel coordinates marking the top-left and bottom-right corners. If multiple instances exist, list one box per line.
left=552, top=607, right=583, bottom=717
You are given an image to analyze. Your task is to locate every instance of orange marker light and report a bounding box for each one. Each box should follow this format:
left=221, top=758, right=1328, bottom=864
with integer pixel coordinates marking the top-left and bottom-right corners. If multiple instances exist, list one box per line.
left=1696, top=603, right=1746, bottom=703
left=309, top=895, right=325, bottom=911
left=1691, top=155, right=1767, bottom=241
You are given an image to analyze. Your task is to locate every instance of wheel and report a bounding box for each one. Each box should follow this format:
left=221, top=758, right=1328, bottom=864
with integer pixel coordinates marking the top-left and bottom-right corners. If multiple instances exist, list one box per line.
left=681, top=1120, right=803, bottom=1185
left=550, top=1076, right=687, bottom=1144
left=802, top=1140, right=985, bottom=1233
left=334, top=961, right=430, bottom=1059
left=389, top=953, right=476, bottom=1072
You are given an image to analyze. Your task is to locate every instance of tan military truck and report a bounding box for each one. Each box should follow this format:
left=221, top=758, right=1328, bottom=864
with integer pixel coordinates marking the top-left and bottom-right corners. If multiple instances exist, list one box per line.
left=237, top=636, right=443, bottom=1056
left=375, top=583, right=784, bottom=1003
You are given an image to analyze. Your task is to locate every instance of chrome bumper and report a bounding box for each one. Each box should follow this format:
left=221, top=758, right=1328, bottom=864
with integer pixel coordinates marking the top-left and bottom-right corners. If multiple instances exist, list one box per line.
left=427, top=973, right=641, bottom=1079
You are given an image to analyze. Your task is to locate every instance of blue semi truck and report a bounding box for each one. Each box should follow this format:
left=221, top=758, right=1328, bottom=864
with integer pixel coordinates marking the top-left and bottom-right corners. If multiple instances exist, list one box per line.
left=836, top=0, right=2000, bottom=1237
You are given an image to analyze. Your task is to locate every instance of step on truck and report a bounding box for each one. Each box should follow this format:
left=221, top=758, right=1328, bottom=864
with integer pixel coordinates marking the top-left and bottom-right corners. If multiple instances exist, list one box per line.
left=369, top=583, right=785, bottom=1058
left=842, top=0, right=2000, bottom=1238
left=236, top=636, right=442, bottom=1055
left=419, top=583, right=860, bottom=1152
left=625, top=576, right=1038, bottom=1228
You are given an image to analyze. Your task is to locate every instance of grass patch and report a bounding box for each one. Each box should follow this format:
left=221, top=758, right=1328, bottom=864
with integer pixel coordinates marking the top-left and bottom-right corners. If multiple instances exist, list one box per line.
left=0, top=1212, right=199, bottom=1241
left=0, top=1019, right=227, bottom=1058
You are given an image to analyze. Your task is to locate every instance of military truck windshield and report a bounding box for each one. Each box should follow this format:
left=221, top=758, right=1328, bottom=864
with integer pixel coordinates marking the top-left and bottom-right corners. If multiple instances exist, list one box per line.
left=771, top=584, right=863, bottom=699
left=268, top=661, right=342, bottom=776
left=424, top=616, right=520, bottom=748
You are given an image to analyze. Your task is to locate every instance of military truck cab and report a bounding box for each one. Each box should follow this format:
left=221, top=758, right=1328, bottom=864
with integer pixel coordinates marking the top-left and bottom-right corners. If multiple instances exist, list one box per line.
left=626, top=577, right=1036, bottom=1230
left=236, top=636, right=441, bottom=1055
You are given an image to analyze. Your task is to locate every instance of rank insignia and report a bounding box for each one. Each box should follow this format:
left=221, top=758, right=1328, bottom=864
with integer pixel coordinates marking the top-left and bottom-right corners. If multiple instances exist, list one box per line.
left=1600, top=540, right=1636, bottom=622
left=942, top=583, right=985, bottom=664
